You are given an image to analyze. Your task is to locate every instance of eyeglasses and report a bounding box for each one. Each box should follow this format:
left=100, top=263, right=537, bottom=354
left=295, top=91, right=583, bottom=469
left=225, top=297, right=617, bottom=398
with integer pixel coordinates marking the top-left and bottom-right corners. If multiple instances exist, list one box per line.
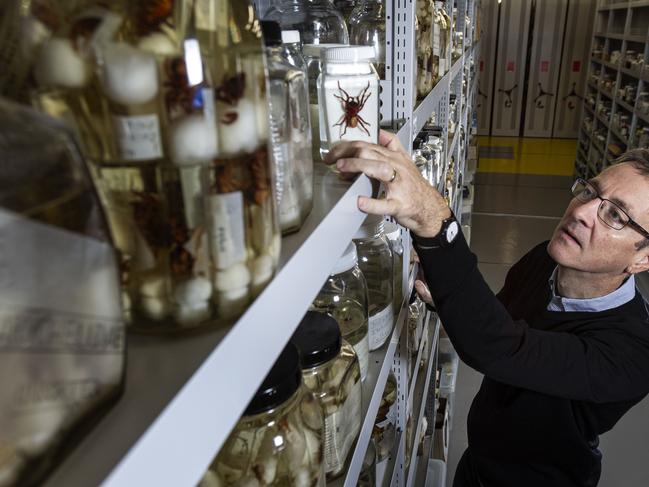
left=571, top=178, right=649, bottom=240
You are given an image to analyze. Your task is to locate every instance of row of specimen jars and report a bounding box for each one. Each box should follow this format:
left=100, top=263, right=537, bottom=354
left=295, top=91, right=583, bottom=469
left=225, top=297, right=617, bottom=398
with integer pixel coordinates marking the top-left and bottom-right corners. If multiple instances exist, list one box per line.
left=263, top=0, right=387, bottom=79
left=416, top=0, right=452, bottom=99
left=0, top=1, right=382, bottom=334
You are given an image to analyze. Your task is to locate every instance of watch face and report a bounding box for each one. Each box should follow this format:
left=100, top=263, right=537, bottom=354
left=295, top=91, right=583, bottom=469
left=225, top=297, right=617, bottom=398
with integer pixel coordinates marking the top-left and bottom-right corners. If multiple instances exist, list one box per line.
left=446, top=221, right=459, bottom=243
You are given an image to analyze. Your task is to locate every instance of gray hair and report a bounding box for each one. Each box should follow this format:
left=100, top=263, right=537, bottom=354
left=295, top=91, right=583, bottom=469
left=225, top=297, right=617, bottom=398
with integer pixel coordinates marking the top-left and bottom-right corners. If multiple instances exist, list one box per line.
left=612, top=149, right=649, bottom=250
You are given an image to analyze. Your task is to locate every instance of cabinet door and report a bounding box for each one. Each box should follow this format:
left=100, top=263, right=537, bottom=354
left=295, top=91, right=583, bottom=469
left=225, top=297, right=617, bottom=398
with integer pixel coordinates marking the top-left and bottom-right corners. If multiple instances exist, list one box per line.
left=477, top=0, right=500, bottom=136
left=491, top=0, right=533, bottom=136
left=523, top=0, right=569, bottom=137
left=552, top=0, right=596, bottom=138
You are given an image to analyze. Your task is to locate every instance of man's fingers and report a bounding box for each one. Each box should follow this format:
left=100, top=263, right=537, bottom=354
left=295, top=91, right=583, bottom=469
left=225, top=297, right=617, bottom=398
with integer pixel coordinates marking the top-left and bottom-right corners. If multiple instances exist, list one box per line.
left=379, top=129, right=408, bottom=155
left=357, top=196, right=399, bottom=216
left=324, top=140, right=395, bottom=165
left=415, top=279, right=433, bottom=305
left=337, top=158, right=395, bottom=182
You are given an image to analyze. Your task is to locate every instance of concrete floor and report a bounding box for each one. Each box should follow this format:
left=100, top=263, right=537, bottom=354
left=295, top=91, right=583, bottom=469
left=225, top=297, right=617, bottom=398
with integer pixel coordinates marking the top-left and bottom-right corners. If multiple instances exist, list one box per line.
left=445, top=166, right=649, bottom=486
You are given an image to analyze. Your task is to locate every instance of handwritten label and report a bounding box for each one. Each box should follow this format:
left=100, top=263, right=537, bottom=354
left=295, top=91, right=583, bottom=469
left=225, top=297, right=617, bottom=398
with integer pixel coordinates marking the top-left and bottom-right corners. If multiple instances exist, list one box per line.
left=112, top=114, right=163, bottom=161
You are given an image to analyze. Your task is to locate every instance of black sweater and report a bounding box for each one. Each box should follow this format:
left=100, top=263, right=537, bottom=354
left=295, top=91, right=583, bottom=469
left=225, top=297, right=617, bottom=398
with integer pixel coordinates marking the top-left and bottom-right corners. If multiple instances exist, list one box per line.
left=417, top=232, right=649, bottom=487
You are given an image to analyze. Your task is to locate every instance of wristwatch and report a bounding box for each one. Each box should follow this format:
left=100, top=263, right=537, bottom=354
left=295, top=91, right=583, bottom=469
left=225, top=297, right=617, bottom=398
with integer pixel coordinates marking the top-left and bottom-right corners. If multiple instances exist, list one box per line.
left=411, top=214, right=460, bottom=249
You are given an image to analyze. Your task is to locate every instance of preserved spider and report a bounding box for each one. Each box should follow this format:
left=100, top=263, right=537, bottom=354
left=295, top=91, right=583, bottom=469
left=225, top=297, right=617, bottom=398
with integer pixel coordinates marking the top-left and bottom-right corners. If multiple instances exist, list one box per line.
left=164, top=57, right=197, bottom=114
left=333, top=81, right=372, bottom=137
left=216, top=73, right=246, bottom=105
left=136, top=0, right=173, bottom=35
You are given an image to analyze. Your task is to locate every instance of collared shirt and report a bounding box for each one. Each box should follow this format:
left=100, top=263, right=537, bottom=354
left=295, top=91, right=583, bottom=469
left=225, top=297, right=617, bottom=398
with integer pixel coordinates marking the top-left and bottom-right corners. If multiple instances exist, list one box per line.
left=547, top=266, right=636, bottom=312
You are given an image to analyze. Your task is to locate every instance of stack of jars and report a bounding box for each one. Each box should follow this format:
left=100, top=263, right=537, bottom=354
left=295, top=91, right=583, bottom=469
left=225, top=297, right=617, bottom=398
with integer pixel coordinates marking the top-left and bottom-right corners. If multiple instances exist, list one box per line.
left=348, top=0, right=387, bottom=79
left=4, top=0, right=285, bottom=333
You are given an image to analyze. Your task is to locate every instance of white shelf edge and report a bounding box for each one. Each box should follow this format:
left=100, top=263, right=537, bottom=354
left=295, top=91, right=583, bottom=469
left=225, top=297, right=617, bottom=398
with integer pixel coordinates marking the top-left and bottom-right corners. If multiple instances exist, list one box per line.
left=448, top=128, right=460, bottom=160
left=99, top=174, right=373, bottom=487
left=340, top=265, right=418, bottom=487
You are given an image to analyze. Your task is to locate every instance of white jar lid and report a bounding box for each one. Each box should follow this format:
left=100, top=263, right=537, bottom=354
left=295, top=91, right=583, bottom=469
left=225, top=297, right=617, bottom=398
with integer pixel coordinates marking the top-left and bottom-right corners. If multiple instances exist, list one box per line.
left=331, top=242, right=358, bottom=275
left=383, top=221, right=401, bottom=242
left=303, top=43, right=346, bottom=58
left=426, top=135, right=441, bottom=144
left=281, top=30, right=300, bottom=44
left=325, top=45, right=375, bottom=63
left=354, top=214, right=385, bottom=239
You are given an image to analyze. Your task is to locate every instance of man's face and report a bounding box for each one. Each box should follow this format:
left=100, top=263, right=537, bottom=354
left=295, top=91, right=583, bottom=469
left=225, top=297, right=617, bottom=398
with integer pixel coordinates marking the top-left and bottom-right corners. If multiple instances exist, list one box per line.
left=548, top=163, right=649, bottom=276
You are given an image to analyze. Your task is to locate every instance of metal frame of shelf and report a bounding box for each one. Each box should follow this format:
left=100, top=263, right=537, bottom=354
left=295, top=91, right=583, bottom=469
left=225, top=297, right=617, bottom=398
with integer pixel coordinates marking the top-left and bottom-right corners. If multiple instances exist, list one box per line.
left=43, top=1, right=481, bottom=486
left=577, top=0, right=649, bottom=177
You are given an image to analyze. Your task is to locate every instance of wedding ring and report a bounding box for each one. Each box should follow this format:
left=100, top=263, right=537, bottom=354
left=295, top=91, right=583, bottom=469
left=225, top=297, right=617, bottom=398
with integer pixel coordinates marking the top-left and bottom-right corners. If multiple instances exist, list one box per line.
left=389, top=167, right=397, bottom=183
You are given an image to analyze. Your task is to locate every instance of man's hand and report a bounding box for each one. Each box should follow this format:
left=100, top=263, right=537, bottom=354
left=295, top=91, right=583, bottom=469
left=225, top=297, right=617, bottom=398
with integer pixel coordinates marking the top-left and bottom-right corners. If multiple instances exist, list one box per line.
left=323, top=130, right=451, bottom=238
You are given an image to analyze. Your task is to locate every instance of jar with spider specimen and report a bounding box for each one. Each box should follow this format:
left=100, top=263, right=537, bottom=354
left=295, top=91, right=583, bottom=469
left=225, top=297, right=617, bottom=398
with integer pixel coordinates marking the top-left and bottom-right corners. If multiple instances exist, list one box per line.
left=348, top=0, right=387, bottom=79
left=0, top=99, right=125, bottom=487
left=261, top=21, right=313, bottom=235
left=318, top=45, right=379, bottom=162
left=311, top=243, right=370, bottom=381
left=353, top=214, right=394, bottom=351
left=291, top=311, right=362, bottom=480
left=8, top=0, right=280, bottom=331
left=201, top=343, right=324, bottom=486
left=263, top=0, right=349, bottom=45
left=373, top=369, right=397, bottom=483
left=303, top=43, right=346, bottom=162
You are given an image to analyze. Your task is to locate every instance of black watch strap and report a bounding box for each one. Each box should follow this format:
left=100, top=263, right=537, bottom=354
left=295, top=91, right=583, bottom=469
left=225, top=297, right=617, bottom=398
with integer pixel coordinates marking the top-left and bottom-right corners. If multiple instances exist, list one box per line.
left=411, top=214, right=459, bottom=250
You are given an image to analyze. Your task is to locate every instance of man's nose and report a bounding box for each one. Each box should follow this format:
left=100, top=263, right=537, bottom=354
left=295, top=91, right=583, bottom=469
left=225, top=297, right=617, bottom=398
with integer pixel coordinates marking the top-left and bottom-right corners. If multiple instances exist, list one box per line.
left=571, top=197, right=600, bottom=228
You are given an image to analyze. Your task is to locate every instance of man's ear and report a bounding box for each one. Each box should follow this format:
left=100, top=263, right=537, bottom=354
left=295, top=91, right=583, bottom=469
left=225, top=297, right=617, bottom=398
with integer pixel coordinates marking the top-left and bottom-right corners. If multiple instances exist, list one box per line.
left=627, top=250, right=649, bottom=275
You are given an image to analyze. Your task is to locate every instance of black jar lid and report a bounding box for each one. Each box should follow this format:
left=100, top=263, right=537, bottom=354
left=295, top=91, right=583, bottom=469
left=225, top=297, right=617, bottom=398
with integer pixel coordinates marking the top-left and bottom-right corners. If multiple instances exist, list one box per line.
left=244, top=342, right=302, bottom=416
left=260, top=20, right=283, bottom=47
left=291, top=311, right=342, bottom=369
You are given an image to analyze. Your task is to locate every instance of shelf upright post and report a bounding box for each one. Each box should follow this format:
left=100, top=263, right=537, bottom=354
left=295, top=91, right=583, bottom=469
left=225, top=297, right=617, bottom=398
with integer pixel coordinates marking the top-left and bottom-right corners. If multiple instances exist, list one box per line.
left=392, top=0, right=416, bottom=152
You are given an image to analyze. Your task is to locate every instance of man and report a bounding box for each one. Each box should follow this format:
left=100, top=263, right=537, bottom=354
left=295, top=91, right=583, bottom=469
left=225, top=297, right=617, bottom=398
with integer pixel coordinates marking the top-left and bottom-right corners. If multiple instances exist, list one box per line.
left=325, top=132, right=649, bottom=487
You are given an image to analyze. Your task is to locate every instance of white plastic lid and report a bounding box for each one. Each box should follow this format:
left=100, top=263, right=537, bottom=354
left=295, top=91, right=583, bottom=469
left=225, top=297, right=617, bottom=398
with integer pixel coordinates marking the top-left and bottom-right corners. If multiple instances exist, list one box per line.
left=325, top=45, right=376, bottom=63
left=354, top=214, right=385, bottom=239
left=383, top=221, right=401, bottom=242
left=426, top=135, right=441, bottom=144
left=281, top=30, right=300, bottom=44
left=303, top=43, right=345, bottom=58
left=331, top=242, right=358, bottom=275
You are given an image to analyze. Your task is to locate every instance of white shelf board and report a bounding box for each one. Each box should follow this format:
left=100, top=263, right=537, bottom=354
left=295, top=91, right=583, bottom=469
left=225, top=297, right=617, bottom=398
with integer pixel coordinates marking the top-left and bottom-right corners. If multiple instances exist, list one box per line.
left=407, top=317, right=440, bottom=487
left=45, top=164, right=372, bottom=487
left=330, top=264, right=418, bottom=487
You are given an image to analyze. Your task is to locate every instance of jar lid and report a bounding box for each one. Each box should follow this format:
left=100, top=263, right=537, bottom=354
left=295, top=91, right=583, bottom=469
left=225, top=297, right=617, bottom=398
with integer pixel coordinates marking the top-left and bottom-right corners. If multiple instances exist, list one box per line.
left=281, top=30, right=301, bottom=44
left=244, top=342, right=302, bottom=415
left=325, top=45, right=376, bottom=62
left=426, top=135, right=441, bottom=144
left=331, top=242, right=358, bottom=275
left=292, top=311, right=342, bottom=369
left=303, top=43, right=345, bottom=58
left=260, top=21, right=282, bottom=47
left=383, top=221, right=401, bottom=242
left=354, top=214, right=385, bottom=239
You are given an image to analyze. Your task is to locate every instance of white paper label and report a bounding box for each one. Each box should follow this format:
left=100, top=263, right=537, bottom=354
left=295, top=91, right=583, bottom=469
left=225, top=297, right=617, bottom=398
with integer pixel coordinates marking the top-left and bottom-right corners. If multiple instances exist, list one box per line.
left=324, top=380, right=362, bottom=474
left=112, top=114, right=163, bottom=161
left=208, top=192, right=246, bottom=269
left=369, top=304, right=394, bottom=350
left=354, top=333, right=369, bottom=381
left=433, top=27, right=441, bottom=56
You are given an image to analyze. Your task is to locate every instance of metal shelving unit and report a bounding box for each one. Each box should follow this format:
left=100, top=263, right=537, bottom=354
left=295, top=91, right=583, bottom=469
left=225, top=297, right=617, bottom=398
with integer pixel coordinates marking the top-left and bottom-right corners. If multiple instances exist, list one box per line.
left=577, top=0, right=649, bottom=177
left=41, top=1, right=481, bottom=486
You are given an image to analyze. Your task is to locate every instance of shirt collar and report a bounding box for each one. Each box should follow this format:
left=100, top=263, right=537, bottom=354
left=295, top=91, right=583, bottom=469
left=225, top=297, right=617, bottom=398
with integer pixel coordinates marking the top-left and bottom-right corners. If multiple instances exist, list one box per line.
left=547, top=266, right=636, bottom=312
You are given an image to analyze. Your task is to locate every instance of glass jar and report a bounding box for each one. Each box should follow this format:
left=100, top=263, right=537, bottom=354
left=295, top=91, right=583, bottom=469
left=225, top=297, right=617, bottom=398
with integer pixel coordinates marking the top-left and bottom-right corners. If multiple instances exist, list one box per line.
left=424, top=135, right=444, bottom=189
left=412, top=148, right=432, bottom=184
left=374, top=370, right=397, bottom=483
left=303, top=43, right=346, bottom=162
left=434, top=1, right=451, bottom=77
left=334, top=0, right=357, bottom=21
left=204, top=343, right=324, bottom=485
left=7, top=0, right=280, bottom=332
left=262, top=21, right=314, bottom=235
left=384, top=221, right=404, bottom=312
left=638, top=92, right=649, bottom=115
left=263, top=0, right=349, bottom=45
left=319, top=45, right=380, bottom=160
left=348, top=0, right=387, bottom=79
left=0, top=100, right=124, bottom=486
left=416, top=0, right=435, bottom=98
left=639, top=127, right=649, bottom=148
left=407, top=296, right=426, bottom=358
left=312, top=243, right=370, bottom=381
left=354, top=215, right=394, bottom=350
left=292, top=311, right=362, bottom=480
